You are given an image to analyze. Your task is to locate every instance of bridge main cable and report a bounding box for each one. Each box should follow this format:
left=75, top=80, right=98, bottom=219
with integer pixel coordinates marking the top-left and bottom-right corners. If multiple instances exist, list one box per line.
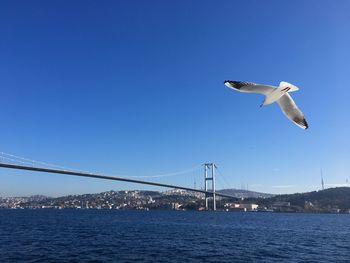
left=0, top=162, right=236, bottom=199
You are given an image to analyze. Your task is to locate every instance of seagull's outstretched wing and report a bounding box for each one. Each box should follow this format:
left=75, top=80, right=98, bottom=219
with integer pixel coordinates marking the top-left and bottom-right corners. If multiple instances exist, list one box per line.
left=224, top=80, right=275, bottom=95
left=277, top=93, right=308, bottom=129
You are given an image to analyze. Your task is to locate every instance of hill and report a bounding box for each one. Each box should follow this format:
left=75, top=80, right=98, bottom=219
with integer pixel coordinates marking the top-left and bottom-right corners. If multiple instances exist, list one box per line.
left=218, top=188, right=274, bottom=199
left=250, top=187, right=350, bottom=212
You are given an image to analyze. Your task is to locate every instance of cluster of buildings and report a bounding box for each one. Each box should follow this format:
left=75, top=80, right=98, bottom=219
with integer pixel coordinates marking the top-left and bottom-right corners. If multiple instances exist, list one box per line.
left=0, top=195, right=47, bottom=209
left=0, top=191, right=158, bottom=210
left=2, top=188, right=349, bottom=213
left=1, top=190, right=259, bottom=211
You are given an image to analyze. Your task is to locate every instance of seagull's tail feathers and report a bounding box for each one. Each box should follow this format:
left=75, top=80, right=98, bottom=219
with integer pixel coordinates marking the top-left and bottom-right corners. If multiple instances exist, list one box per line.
left=279, top=81, right=299, bottom=93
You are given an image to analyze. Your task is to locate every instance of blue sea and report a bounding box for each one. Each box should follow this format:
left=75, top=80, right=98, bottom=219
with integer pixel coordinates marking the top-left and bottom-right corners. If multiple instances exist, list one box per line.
left=0, top=210, right=349, bottom=262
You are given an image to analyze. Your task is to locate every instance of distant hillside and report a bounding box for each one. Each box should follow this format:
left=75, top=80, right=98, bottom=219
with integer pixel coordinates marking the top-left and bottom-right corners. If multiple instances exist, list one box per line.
left=251, top=187, right=350, bottom=212
left=270, top=187, right=350, bottom=210
left=218, top=188, right=274, bottom=199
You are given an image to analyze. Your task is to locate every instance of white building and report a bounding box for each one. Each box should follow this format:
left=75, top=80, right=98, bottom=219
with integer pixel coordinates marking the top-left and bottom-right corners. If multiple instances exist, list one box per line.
left=225, top=203, right=258, bottom=212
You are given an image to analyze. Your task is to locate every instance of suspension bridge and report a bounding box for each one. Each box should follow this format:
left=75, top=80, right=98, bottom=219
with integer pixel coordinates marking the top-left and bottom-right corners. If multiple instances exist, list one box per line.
left=0, top=152, right=236, bottom=210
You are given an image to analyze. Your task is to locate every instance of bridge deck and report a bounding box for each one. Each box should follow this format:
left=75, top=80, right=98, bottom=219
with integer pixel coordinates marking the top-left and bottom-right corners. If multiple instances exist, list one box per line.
left=0, top=163, right=236, bottom=199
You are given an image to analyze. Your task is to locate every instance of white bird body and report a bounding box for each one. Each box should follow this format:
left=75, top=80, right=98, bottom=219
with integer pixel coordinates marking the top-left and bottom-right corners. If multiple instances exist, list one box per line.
left=262, top=81, right=299, bottom=106
left=224, top=80, right=308, bottom=129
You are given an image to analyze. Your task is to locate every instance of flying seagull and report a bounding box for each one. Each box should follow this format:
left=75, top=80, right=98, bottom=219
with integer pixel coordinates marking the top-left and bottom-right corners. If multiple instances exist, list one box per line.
left=224, top=80, right=308, bottom=129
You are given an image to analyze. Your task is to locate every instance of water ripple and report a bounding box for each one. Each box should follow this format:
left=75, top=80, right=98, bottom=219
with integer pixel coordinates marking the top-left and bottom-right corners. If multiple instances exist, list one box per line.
left=0, top=210, right=349, bottom=262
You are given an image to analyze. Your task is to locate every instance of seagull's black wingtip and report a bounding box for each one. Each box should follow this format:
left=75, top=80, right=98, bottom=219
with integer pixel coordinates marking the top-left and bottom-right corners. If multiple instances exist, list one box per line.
left=303, top=119, right=309, bottom=130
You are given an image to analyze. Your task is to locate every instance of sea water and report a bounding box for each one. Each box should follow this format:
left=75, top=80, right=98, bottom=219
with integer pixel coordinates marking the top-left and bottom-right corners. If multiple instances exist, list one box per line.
left=0, top=210, right=349, bottom=262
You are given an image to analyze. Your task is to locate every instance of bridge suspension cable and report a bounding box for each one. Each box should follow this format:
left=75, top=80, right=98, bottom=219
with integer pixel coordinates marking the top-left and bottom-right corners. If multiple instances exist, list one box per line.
left=215, top=167, right=233, bottom=190
left=124, top=165, right=202, bottom=178
left=0, top=152, right=80, bottom=172
left=0, top=151, right=202, bottom=179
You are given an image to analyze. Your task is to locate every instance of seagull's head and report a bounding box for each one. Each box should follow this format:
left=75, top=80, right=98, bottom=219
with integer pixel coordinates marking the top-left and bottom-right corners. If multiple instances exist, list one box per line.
left=224, top=80, right=236, bottom=89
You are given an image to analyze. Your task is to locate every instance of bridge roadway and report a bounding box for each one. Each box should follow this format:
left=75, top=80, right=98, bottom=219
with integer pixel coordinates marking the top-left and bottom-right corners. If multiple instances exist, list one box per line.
left=0, top=163, right=236, bottom=199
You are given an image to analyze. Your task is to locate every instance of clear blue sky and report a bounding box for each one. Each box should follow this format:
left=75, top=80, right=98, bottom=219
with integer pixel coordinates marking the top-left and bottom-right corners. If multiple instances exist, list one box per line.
left=1, top=0, right=349, bottom=196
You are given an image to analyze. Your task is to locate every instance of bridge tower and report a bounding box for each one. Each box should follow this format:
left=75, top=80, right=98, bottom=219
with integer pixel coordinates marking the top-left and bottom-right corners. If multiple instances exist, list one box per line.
left=204, top=163, right=216, bottom=211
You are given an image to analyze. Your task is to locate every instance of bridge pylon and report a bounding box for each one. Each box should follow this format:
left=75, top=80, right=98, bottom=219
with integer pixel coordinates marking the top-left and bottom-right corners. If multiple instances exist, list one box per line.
left=204, top=163, right=216, bottom=211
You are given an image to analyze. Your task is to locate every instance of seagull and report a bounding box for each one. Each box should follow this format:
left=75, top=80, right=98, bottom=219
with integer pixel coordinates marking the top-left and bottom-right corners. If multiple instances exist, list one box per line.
left=224, top=80, right=308, bottom=129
